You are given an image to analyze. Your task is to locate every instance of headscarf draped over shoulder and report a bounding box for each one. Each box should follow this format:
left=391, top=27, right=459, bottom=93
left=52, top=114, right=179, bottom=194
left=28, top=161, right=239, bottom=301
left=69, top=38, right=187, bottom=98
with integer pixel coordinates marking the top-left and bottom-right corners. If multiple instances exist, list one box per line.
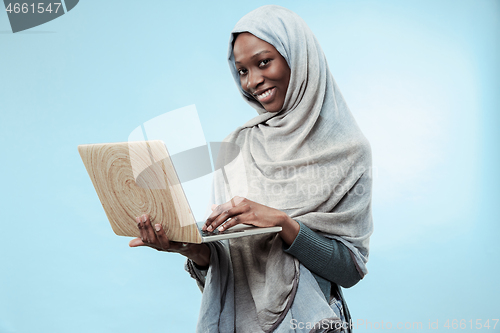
left=210, top=5, right=373, bottom=332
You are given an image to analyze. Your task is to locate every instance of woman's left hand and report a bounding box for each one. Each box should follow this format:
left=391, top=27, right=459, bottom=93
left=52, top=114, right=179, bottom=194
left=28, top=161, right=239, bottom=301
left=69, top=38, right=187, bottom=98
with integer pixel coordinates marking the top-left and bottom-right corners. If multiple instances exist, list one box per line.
left=202, top=196, right=300, bottom=245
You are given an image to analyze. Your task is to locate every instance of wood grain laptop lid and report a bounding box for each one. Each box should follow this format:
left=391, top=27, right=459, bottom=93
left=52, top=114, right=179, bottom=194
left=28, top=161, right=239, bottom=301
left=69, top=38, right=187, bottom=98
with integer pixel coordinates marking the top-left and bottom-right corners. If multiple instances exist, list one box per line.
left=78, top=140, right=203, bottom=244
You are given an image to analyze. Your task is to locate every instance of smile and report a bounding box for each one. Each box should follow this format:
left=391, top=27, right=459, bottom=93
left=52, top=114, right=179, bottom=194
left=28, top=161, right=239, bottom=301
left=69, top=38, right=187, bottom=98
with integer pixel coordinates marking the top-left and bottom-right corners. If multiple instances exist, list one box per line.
left=255, top=87, right=276, bottom=103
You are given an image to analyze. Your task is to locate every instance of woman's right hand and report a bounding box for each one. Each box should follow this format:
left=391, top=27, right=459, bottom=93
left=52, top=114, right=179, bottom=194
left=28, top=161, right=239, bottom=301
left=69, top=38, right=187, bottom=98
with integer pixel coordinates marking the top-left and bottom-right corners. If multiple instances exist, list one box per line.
left=129, top=214, right=211, bottom=268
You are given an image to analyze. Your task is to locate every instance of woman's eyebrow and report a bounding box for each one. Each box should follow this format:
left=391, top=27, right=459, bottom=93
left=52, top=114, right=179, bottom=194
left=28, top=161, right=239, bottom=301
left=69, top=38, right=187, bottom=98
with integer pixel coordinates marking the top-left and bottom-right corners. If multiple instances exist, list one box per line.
left=235, top=50, right=272, bottom=64
left=251, top=50, right=271, bottom=59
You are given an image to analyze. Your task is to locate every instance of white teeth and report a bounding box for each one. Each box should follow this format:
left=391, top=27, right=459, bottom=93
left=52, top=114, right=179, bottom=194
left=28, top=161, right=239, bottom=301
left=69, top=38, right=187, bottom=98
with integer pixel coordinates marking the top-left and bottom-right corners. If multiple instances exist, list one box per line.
left=257, top=89, right=272, bottom=99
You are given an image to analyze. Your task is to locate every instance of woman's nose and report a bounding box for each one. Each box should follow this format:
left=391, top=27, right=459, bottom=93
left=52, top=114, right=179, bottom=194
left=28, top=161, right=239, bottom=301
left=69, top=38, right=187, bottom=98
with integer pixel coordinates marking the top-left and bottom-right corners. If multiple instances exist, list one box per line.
left=246, top=70, right=264, bottom=91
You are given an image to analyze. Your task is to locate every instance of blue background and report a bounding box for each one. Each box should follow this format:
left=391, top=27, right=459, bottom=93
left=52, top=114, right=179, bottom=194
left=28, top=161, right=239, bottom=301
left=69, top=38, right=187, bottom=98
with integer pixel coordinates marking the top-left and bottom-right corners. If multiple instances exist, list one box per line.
left=1, top=0, right=499, bottom=332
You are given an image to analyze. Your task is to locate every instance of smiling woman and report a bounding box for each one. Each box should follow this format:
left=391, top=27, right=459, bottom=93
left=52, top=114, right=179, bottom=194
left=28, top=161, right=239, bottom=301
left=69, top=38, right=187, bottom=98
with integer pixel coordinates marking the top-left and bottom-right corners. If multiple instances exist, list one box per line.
left=233, top=32, right=291, bottom=113
left=130, top=4, right=373, bottom=333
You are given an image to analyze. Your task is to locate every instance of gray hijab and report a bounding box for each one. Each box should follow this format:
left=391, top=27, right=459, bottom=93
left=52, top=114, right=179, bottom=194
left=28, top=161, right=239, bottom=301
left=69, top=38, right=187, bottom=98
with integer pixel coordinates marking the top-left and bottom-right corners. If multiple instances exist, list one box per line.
left=210, top=5, right=373, bottom=332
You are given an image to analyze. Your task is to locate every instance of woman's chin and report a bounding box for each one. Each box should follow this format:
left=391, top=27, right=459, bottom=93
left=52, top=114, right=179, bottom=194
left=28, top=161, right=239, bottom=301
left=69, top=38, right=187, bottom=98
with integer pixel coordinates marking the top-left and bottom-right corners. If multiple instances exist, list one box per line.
left=263, top=102, right=285, bottom=113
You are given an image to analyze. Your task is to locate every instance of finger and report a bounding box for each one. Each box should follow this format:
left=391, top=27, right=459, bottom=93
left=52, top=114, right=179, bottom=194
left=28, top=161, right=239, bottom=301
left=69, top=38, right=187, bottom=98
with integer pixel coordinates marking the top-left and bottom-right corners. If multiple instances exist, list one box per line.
left=207, top=203, right=249, bottom=232
left=136, top=215, right=148, bottom=243
left=202, top=204, right=218, bottom=231
left=129, top=237, right=146, bottom=247
left=143, top=214, right=158, bottom=245
left=153, top=223, right=170, bottom=250
left=203, top=203, right=226, bottom=230
left=217, top=215, right=242, bottom=232
left=206, top=203, right=228, bottom=221
left=204, top=197, right=245, bottom=230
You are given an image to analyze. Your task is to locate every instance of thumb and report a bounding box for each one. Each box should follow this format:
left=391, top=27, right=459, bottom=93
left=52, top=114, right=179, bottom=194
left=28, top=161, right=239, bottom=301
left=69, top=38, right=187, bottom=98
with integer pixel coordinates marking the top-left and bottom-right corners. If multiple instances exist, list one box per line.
left=129, top=237, right=145, bottom=247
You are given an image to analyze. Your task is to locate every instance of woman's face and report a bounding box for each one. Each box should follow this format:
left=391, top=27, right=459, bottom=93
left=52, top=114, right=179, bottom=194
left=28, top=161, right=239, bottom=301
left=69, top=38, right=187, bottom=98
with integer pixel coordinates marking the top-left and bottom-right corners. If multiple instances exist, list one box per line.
left=233, top=32, right=291, bottom=113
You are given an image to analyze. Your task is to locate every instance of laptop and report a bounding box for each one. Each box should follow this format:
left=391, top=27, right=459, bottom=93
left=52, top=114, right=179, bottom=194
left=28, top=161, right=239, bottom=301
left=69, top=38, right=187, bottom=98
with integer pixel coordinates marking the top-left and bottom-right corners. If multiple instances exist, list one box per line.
left=77, top=140, right=282, bottom=243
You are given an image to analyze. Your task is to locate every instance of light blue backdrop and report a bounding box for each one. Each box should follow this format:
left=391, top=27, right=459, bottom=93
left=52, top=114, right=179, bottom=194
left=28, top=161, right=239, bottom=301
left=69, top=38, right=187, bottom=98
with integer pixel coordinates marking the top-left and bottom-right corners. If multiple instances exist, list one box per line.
left=1, top=0, right=498, bottom=332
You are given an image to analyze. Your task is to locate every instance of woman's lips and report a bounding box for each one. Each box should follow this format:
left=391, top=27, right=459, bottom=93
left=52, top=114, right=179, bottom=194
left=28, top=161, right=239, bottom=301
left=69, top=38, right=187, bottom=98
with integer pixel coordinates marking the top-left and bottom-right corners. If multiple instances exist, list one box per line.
left=255, top=87, right=276, bottom=103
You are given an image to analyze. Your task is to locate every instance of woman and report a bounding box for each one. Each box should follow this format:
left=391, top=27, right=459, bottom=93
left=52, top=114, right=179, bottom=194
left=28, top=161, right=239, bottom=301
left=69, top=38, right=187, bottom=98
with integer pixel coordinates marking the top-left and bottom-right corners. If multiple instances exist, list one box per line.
left=130, top=5, right=373, bottom=333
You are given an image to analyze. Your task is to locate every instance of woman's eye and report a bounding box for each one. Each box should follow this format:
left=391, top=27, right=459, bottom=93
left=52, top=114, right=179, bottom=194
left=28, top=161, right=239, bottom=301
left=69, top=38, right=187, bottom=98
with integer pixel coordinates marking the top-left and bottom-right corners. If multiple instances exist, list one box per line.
left=259, top=59, right=271, bottom=67
left=238, top=69, right=247, bottom=76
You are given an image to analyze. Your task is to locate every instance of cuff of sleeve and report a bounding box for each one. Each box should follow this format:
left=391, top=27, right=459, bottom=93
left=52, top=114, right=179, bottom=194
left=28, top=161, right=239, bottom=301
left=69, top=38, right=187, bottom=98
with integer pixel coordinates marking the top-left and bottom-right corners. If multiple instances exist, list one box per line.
left=283, top=220, right=335, bottom=274
left=193, top=261, right=209, bottom=271
left=185, top=259, right=208, bottom=292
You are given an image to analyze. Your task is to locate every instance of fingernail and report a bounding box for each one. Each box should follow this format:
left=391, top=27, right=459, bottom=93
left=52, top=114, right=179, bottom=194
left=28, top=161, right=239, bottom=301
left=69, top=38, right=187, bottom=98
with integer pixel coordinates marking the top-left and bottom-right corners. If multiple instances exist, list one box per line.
left=136, top=216, right=141, bottom=223
left=155, top=224, right=161, bottom=232
left=142, top=214, right=147, bottom=222
left=218, top=226, right=224, bottom=231
left=207, top=225, right=213, bottom=232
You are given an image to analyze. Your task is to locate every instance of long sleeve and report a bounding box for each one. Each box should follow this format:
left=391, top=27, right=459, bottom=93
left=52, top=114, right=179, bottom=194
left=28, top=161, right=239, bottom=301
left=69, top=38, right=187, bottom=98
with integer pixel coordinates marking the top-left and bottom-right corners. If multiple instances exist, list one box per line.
left=185, top=258, right=209, bottom=292
left=283, top=220, right=361, bottom=289
left=185, top=241, right=223, bottom=292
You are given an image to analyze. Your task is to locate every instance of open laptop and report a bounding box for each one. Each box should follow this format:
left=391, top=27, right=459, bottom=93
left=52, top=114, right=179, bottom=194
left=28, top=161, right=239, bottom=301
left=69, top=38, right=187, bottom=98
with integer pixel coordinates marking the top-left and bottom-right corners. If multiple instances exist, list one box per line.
left=78, top=140, right=281, bottom=243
